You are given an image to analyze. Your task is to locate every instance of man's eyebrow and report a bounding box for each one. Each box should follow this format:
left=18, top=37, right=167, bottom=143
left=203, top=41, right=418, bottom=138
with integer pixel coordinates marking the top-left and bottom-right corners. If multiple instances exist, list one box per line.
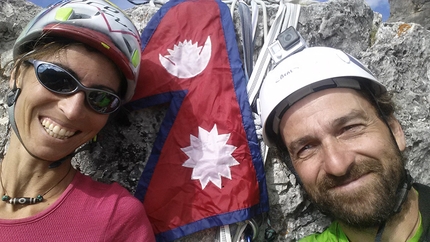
left=288, top=135, right=314, bottom=155
left=330, top=109, right=370, bottom=128
left=287, top=109, right=369, bottom=154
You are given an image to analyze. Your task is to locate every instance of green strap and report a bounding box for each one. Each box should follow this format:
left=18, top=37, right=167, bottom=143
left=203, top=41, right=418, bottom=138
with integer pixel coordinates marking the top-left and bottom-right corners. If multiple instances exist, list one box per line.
left=414, top=183, right=430, bottom=241
left=299, top=187, right=430, bottom=242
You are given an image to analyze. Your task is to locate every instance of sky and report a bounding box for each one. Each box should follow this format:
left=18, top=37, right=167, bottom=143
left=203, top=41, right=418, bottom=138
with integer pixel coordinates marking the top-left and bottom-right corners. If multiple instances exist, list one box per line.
left=27, top=0, right=390, bottom=21
left=27, top=0, right=136, bottom=9
left=366, top=0, right=390, bottom=21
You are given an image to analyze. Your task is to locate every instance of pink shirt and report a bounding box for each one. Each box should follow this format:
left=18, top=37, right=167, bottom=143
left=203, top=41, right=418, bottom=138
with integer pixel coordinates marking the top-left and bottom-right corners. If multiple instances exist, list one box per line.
left=0, top=172, right=155, bottom=242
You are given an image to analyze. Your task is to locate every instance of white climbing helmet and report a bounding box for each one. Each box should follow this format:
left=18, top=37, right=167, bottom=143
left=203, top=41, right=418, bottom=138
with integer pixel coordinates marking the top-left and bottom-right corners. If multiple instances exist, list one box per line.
left=13, top=0, right=141, bottom=102
left=259, top=46, right=387, bottom=147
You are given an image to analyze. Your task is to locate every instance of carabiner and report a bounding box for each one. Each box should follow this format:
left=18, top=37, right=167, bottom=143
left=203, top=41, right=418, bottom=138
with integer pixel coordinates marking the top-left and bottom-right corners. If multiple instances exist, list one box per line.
left=234, top=219, right=259, bottom=242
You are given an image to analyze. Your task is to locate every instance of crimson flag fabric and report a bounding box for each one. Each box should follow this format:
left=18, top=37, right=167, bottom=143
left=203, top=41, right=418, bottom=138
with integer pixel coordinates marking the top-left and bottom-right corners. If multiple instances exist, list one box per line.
left=129, top=0, right=269, bottom=240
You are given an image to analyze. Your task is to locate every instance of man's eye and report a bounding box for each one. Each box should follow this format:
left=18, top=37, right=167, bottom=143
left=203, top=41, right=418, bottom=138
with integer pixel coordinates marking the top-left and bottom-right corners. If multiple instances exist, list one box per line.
left=300, top=144, right=312, bottom=152
left=296, top=144, right=314, bottom=159
left=341, top=124, right=364, bottom=134
left=342, top=125, right=355, bottom=132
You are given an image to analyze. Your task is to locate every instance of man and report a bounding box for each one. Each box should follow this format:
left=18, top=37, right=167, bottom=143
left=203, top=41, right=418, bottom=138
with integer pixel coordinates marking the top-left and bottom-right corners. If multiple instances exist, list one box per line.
left=259, top=29, right=430, bottom=241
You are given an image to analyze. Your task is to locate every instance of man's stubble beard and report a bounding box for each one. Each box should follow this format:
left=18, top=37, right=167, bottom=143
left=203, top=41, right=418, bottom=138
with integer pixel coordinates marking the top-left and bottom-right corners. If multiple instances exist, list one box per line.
left=303, top=147, right=405, bottom=228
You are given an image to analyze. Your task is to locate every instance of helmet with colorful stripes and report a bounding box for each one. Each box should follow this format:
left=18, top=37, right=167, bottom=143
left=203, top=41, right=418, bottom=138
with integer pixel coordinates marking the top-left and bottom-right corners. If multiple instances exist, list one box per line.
left=13, top=0, right=141, bottom=102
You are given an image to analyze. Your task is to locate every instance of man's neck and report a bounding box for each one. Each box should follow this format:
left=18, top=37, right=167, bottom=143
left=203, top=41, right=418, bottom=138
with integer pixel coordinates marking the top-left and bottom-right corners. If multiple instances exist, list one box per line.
left=340, top=188, right=420, bottom=242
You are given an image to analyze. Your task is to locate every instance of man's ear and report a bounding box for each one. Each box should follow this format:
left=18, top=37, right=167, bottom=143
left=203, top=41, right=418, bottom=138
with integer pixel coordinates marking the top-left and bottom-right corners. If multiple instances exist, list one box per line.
left=387, top=115, right=406, bottom=152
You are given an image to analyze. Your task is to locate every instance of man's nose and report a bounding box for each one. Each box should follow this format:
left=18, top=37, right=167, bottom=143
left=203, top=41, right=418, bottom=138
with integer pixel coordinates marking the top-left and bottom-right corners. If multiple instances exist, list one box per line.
left=322, top=139, right=354, bottom=177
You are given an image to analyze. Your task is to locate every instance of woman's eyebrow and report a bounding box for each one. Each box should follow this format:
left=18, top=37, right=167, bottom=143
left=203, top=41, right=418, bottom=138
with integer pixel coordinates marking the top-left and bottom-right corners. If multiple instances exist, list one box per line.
left=49, top=61, right=80, bottom=79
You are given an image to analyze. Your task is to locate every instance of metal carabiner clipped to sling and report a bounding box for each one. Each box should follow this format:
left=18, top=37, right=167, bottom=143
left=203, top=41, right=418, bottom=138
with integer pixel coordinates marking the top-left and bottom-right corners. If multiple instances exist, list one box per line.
left=233, top=219, right=259, bottom=242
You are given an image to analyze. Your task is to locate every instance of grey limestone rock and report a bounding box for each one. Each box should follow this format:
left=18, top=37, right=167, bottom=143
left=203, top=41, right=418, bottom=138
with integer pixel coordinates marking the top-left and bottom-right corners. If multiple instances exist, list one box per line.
left=1, top=0, right=429, bottom=241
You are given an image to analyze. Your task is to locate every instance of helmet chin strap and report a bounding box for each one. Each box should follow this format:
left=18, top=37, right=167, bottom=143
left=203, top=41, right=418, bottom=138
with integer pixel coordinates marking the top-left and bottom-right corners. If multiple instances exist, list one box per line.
left=6, top=87, right=94, bottom=169
left=374, top=169, right=412, bottom=242
left=364, top=86, right=414, bottom=242
left=393, top=169, right=413, bottom=213
left=366, top=87, right=414, bottom=216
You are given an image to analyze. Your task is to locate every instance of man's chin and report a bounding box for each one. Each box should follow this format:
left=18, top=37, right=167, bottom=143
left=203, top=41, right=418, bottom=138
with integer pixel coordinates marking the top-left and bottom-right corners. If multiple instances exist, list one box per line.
left=311, top=185, right=397, bottom=228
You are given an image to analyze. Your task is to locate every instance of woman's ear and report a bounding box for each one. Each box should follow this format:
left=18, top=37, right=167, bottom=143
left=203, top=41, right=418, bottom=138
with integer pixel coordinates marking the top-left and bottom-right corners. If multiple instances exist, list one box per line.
left=9, top=63, right=21, bottom=89
left=9, top=60, right=27, bottom=90
left=9, top=67, right=16, bottom=89
left=387, top=115, right=406, bottom=152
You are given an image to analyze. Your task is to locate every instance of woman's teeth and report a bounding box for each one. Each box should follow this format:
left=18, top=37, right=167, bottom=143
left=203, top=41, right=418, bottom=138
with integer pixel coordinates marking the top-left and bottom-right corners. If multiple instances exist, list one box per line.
left=42, top=119, right=75, bottom=139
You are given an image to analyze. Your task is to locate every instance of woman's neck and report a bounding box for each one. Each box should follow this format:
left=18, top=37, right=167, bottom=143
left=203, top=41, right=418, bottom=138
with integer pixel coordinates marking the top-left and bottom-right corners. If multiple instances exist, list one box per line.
left=0, top=138, right=76, bottom=218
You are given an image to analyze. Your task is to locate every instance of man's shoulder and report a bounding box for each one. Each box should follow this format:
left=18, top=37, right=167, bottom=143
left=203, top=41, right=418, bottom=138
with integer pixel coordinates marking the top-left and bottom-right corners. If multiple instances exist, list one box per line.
left=414, top=183, right=430, bottom=211
left=413, top=183, right=430, bottom=192
left=413, top=182, right=430, bottom=242
left=298, top=183, right=430, bottom=242
left=299, top=221, right=349, bottom=242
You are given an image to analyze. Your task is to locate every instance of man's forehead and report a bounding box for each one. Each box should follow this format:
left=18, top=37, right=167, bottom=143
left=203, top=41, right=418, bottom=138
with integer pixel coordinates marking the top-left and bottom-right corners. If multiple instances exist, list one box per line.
left=280, top=88, right=374, bottom=132
left=288, top=88, right=367, bottom=112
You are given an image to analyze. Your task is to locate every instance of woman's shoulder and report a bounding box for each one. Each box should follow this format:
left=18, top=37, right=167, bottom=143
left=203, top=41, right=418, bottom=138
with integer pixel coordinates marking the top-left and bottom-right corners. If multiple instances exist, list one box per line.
left=71, top=172, right=143, bottom=209
left=70, top=173, right=154, bottom=241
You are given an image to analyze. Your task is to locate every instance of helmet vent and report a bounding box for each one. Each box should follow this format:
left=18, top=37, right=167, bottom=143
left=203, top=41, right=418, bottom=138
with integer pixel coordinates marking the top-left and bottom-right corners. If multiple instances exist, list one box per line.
left=72, top=13, right=91, bottom=19
left=123, top=37, right=132, bottom=53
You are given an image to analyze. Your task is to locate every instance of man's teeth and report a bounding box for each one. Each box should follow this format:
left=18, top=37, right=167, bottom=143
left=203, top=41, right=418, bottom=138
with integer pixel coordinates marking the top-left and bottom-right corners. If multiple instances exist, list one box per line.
left=42, top=120, right=75, bottom=139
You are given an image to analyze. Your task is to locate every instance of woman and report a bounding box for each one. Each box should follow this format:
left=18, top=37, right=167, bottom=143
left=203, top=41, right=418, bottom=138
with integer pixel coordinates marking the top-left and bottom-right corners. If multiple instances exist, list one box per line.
left=1, top=0, right=155, bottom=241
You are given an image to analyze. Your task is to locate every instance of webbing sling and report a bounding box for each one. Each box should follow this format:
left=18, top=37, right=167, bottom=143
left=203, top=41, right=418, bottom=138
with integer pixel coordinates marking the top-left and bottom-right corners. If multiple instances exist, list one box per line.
left=237, top=0, right=254, bottom=80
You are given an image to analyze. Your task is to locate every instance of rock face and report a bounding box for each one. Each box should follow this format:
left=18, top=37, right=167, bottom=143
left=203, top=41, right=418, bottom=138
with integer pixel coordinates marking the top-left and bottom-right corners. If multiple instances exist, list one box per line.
left=389, top=0, right=430, bottom=30
left=1, top=0, right=430, bottom=241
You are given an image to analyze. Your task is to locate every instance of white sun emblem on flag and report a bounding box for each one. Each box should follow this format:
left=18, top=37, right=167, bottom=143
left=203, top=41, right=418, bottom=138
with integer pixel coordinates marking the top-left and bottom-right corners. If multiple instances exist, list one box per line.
left=181, top=124, right=239, bottom=189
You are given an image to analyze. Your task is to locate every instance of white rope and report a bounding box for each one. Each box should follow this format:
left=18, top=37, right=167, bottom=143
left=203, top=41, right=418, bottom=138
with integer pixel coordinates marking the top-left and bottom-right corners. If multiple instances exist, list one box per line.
left=246, top=2, right=300, bottom=167
left=219, top=2, right=301, bottom=241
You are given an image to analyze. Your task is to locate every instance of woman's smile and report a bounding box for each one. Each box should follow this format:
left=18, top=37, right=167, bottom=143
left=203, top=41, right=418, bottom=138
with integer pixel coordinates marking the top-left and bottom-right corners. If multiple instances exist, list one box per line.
left=41, top=117, right=76, bottom=140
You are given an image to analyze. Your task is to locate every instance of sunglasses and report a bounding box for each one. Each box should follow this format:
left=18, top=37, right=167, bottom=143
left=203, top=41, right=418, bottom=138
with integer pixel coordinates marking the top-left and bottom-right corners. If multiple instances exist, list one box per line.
left=26, top=59, right=122, bottom=114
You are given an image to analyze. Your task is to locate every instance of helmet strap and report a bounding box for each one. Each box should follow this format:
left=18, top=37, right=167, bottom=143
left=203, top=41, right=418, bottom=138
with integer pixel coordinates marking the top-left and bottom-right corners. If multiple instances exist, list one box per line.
left=48, top=139, right=97, bottom=168
left=6, top=86, right=94, bottom=169
left=374, top=170, right=412, bottom=242
left=374, top=222, right=386, bottom=242
left=393, top=169, right=413, bottom=213
left=363, top=85, right=414, bottom=231
left=7, top=88, right=54, bottom=166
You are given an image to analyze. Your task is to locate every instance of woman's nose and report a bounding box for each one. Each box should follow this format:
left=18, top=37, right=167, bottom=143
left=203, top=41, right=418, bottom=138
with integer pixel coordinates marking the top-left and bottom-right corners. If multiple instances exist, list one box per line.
left=58, top=92, right=88, bottom=120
